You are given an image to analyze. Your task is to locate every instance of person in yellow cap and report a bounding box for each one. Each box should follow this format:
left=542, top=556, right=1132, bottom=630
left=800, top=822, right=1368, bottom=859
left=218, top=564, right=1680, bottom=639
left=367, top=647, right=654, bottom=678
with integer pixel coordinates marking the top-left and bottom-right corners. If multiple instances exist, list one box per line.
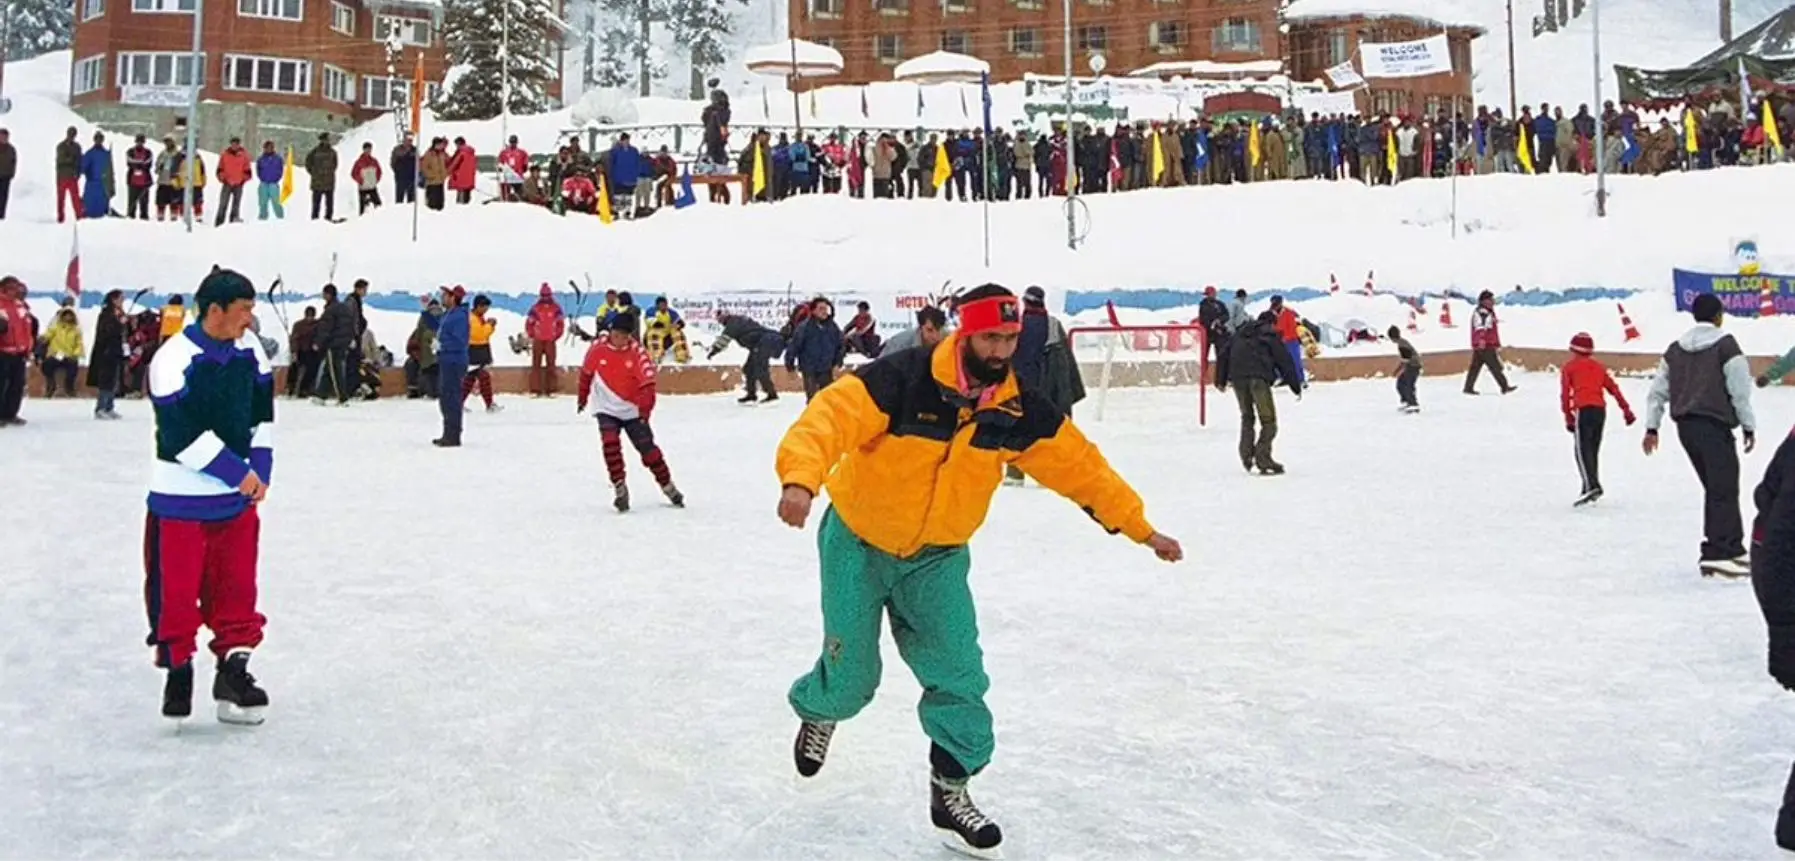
left=773, top=282, right=1183, bottom=859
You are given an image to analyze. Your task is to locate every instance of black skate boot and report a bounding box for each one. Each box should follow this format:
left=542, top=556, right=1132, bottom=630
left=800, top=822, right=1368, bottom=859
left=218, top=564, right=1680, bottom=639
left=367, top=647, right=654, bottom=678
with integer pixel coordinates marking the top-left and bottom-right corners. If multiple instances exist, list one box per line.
left=613, top=481, right=631, bottom=513
left=1573, top=487, right=1603, bottom=507
left=213, top=650, right=268, bottom=725
left=661, top=482, right=685, bottom=508
left=792, top=720, right=836, bottom=778
left=931, top=766, right=1003, bottom=858
left=1256, top=460, right=1285, bottom=476
left=761, top=392, right=779, bottom=403
left=162, top=662, right=193, bottom=720
left=738, top=393, right=758, bottom=404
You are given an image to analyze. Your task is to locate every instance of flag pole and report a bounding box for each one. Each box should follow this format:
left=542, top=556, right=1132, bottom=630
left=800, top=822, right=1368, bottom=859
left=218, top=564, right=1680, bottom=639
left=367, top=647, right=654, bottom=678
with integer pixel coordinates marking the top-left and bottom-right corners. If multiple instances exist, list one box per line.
left=411, top=51, right=422, bottom=243
left=1592, top=0, right=1607, bottom=217
left=980, top=72, right=992, bottom=270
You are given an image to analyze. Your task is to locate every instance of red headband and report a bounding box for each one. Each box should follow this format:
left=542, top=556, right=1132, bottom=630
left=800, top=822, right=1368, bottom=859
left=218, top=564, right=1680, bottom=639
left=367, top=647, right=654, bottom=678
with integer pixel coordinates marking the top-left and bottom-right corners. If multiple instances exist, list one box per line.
left=958, top=295, right=1022, bottom=336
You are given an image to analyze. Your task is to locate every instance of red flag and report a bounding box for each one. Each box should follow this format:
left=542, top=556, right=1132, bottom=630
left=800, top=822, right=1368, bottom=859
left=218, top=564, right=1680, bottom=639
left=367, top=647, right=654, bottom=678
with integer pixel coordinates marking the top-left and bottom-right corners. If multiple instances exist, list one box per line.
left=64, top=226, right=81, bottom=299
left=410, top=53, right=424, bottom=134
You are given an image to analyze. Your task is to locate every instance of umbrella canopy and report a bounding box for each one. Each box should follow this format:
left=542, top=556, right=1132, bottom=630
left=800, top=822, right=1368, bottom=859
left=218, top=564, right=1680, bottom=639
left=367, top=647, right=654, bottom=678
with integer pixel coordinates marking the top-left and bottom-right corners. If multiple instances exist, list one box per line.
left=743, top=39, right=845, bottom=79
left=893, top=50, right=990, bottom=85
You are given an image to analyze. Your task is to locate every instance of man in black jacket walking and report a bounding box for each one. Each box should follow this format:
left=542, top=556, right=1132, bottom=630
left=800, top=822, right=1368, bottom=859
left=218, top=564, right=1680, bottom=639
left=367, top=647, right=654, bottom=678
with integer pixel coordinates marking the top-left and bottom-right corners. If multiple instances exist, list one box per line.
left=1750, top=429, right=1795, bottom=850
left=312, top=284, right=357, bottom=405
left=1645, top=292, right=1757, bottom=577
left=707, top=312, right=782, bottom=402
left=1216, top=311, right=1301, bottom=475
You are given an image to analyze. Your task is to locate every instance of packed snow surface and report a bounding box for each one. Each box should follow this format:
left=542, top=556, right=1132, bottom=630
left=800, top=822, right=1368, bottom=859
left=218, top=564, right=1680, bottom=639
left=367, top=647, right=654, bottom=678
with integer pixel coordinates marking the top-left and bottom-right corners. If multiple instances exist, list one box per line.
left=5, top=376, right=1795, bottom=857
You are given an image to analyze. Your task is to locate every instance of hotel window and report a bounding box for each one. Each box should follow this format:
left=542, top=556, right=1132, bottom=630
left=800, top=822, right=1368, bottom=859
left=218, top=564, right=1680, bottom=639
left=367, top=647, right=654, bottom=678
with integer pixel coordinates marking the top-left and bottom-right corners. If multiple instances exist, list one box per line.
left=72, top=55, right=107, bottom=96
left=237, top=0, right=302, bottom=21
left=223, top=55, right=312, bottom=95
left=875, top=33, right=903, bottom=64
left=323, top=64, right=355, bottom=103
left=117, top=52, right=205, bottom=87
left=1008, top=27, right=1041, bottom=57
left=1212, top=18, right=1261, bottom=53
left=331, top=1, right=355, bottom=34
left=375, top=15, right=433, bottom=46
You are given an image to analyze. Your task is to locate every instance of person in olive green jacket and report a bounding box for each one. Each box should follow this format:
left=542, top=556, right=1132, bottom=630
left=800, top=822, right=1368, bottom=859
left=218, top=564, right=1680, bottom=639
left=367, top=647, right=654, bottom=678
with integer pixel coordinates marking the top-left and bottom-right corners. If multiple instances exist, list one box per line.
left=304, top=132, right=338, bottom=221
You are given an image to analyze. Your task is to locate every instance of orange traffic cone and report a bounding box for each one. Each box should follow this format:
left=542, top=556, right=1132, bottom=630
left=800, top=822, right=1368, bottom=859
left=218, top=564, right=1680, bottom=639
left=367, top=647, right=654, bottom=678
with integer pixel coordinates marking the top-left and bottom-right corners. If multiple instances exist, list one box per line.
left=1760, top=277, right=1778, bottom=318
left=1361, top=270, right=1376, bottom=296
left=1439, top=300, right=1456, bottom=328
left=1618, top=302, right=1641, bottom=342
left=1406, top=309, right=1420, bottom=333
left=1329, top=273, right=1341, bottom=294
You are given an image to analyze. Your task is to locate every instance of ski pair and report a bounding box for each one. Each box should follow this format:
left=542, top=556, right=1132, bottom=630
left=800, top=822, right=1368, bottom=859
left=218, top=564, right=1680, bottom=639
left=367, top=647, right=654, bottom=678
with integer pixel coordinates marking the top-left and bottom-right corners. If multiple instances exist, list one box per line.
left=793, top=720, right=1003, bottom=860
left=612, top=481, right=684, bottom=513
left=163, top=649, right=268, bottom=726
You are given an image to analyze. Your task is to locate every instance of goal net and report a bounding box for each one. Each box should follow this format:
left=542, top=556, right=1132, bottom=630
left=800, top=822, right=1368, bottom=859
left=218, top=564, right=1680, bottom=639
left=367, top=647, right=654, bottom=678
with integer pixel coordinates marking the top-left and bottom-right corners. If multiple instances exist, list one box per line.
left=1066, top=324, right=1209, bottom=427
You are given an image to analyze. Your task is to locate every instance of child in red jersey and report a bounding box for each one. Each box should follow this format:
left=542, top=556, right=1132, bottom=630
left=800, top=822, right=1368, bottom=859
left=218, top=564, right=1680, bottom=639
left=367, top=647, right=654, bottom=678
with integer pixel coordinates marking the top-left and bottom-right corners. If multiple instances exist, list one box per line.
left=577, top=310, right=684, bottom=513
left=1560, top=332, right=1636, bottom=506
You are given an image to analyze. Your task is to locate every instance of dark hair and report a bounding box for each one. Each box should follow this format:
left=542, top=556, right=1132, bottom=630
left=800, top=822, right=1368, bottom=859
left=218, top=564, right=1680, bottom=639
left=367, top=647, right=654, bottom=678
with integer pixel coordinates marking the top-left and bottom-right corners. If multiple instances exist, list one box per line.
left=1691, top=293, right=1724, bottom=324
left=916, top=306, right=949, bottom=328
left=1387, top=325, right=1402, bottom=340
left=956, top=283, right=1014, bottom=306
left=323, top=284, right=338, bottom=299
left=168, top=294, right=184, bottom=305
left=353, top=278, right=368, bottom=289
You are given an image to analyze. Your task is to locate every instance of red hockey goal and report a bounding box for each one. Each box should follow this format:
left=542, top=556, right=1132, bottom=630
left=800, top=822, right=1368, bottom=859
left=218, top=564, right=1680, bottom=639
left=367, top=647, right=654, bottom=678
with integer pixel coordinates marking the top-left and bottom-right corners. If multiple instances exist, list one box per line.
left=1066, top=323, right=1208, bottom=427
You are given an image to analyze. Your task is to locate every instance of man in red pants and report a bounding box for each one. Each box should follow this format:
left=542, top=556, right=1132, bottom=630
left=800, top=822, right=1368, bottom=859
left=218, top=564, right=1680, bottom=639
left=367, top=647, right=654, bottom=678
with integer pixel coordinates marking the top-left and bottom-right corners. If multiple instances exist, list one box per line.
left=577, top=310, right=683, bottom=512
left=54, top=126, right=83, bottom=223
left=144, top=267, right=276, bottom=725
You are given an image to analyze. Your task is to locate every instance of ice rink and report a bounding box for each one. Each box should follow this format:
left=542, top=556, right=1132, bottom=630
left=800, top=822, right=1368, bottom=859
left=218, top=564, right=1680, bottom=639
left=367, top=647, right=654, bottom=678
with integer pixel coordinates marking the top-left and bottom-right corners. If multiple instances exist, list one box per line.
left=5, top=373, right=1795, bottom=858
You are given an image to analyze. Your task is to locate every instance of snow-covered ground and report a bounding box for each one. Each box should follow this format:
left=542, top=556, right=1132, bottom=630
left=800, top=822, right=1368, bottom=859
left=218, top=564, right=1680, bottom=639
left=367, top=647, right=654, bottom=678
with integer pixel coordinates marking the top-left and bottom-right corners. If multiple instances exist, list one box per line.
left=4, top=377, right=1795, bottom=856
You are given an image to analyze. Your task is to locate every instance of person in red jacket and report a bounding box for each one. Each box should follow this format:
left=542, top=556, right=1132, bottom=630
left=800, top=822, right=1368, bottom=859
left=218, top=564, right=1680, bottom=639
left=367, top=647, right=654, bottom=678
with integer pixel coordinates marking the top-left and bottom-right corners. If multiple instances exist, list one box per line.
left=1464, top=289, right=1516, bottom=395
left=0, top=276, right=35, bottom=426
left=447, top=137, right=477, bottom=205
left=524, top=283, right=565, bottom=396
left=577, top=310, right=683, bottom=512
left=351, top=143, right=384, bottom=215
left=213, top=137, right=253, bottom=226
left=1268, top=295, right=1305, bottom=389
left=1560, top=331, right=1636, bottom=506
left=497, top=135, right=528, bottom=201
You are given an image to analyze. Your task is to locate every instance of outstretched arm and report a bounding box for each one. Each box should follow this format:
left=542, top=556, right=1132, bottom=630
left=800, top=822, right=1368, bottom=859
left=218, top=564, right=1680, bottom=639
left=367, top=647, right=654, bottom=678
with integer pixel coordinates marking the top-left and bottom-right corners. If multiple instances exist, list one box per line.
left=1011, top=417, right=1156, bottom=544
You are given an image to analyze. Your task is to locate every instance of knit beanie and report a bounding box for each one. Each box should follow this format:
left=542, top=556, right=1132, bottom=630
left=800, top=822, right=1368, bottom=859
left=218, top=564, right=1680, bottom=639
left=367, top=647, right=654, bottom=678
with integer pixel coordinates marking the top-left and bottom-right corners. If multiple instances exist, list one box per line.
left=194, top=267, right=256, bottom=318
left=1569, top=332, right=1595, bottom=355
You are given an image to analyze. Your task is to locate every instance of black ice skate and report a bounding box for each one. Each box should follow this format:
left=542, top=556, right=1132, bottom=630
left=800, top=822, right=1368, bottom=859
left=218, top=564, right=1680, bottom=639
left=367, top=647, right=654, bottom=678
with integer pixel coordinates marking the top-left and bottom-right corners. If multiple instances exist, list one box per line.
left=613, top=481, right=631, bottom=512
left=737, top=393, right=758, bottom=404
left=792, top=720, right=836, bottom=778
left=1255, top=461, right=1286, bottom=476
left=162, top=662, right=193, bottom=720
left=661, top=482, right=685, bottom=508
left=213, top=650, right=268, bottom=725
left=1700, top=556, right=1750, bottom=579
left=931, top=772, right=1003, bottom=859
left=760, top=393, right=779, bottom=403
left=1573, top=487, right=1603, bottom=507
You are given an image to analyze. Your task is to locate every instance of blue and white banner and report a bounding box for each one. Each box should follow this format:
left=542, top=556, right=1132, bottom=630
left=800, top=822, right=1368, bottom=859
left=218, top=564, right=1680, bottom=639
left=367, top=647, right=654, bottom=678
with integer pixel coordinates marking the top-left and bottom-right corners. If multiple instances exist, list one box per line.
left=1673, top=269, right=1795, bottom=316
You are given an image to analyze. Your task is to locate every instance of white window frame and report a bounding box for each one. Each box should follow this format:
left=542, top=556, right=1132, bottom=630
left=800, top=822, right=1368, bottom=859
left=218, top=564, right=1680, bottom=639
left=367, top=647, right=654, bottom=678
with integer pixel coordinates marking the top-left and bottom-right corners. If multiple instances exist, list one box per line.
left=131, top=0, right=195, bottom=13
left=1075, top=24, right=1106, bottom=51
left=374, top=14, right=432, bottom=46
left=808, top=0, right=841, bottom=18
left=117, top=51, right=206, bottom=87
left=939, top=30, right=969, bottom=54
left=1326, top=31, right=1350, bottom=66
left=873, top=0, right=907, bottom=15
left=82, top=0, right=105, bottom=22
left=322, top=64, right=355, bottom=103
left=1213, top=18, right=1261, bottom=53
left=222, top=54, right=313, bottom=95
left=363, top=76, right=440, bottom=110
left=72, top=55, right=107, bottom=96
left=330, top=1, right=355, bottom=34
left=1008, top=27, right=1041, bottom=57
left=874, top=33, right=903, bottom=65
left=237, top=0, right=301, bottom=20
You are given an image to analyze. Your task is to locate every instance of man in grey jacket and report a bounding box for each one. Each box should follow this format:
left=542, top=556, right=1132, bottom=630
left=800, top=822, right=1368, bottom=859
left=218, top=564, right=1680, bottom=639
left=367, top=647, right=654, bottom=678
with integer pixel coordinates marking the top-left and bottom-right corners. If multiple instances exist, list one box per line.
left=1645, top=292, right=1757, bottom=577
left=878, top=306, right=948, bottom=357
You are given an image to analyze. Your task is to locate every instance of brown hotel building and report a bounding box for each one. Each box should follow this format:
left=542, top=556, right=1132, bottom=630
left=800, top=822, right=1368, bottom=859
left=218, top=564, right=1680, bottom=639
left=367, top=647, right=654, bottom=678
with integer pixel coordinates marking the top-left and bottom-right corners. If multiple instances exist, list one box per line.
left=789, top=0, right=1479, bottom=119
left=68, top=0, right=454, bottom=153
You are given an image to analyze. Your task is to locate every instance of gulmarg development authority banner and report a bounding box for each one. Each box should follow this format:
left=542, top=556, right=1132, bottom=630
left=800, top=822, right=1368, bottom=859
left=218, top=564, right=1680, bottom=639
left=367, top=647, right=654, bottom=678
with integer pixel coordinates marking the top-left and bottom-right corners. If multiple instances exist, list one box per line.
left=1673, top=269, right=1795, bottom=316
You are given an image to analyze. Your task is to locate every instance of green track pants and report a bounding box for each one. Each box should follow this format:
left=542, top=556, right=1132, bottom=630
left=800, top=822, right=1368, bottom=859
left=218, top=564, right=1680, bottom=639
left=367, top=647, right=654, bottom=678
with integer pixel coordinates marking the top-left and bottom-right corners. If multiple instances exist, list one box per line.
left=788, top=507, right=994, bottom=774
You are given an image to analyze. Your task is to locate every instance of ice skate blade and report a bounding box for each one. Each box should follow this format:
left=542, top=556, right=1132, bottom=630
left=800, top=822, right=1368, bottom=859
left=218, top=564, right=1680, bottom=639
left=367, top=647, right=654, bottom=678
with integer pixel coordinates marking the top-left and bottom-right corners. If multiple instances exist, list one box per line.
left=937, top=829, right=1003, bottom=860
left=216, top=702, right=266, bottom=726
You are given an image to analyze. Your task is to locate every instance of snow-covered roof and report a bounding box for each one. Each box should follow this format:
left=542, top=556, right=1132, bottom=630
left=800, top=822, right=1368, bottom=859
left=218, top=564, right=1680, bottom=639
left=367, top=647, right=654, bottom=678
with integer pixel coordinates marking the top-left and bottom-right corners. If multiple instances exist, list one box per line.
left=1129, top=59, right=1284, bottom=79
left=1283, top=0, right=1487, bottom=35
left=743, top=39, right=846, bottom=79
left=892, top=50, right=989, bottom=84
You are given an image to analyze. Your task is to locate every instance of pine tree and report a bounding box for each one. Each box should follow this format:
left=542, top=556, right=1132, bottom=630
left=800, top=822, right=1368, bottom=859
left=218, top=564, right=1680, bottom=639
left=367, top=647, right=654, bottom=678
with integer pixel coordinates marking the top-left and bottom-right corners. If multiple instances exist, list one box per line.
left=663, top=0, right=745, bottom=99
left=593, top=0, right=667, bottom=95
left=436, top=0, right=563, bottom=120
left=4, top=0, right=74, bottom=60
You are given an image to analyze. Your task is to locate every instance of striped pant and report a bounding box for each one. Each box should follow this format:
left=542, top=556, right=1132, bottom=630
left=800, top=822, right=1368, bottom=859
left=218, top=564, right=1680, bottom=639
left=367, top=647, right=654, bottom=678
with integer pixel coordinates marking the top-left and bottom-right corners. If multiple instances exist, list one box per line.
left=461, top=367, right=494, bottom=407
left=598, top=414, right=671, bottom=487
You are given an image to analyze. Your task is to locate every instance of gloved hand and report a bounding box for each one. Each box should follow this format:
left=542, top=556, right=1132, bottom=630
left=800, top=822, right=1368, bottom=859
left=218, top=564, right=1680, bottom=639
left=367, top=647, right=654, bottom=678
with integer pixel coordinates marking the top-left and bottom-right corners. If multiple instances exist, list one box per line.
left=1770, top=625, right=1795, bottom=692
left=1623, top=412, right=1637, bottom=426
left=1759, top=375, right=1773, bottom=389
left=1566, top=421, right=1576, bottom=433
left=576, top=399, right=587, bottom=414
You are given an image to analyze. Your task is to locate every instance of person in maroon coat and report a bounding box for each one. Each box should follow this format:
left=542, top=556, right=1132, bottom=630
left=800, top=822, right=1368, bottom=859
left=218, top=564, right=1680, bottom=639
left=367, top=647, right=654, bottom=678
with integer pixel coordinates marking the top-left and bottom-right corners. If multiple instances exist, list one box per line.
left=1463, top=290, right=1516, bottom=395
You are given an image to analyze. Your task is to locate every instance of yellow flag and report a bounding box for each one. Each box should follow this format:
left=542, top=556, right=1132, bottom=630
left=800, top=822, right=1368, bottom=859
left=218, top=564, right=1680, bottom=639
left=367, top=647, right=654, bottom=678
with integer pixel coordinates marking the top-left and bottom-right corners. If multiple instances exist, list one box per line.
left=597, top=174, right=614, bottom=224
left=1767, top=100, right=1785, bottom=153
left=280, top=146, right=294, bottom=205
left=1386, top=125, right=1399, bottom=175
left=1249, top=123, right=1262, bottom=168
left=932, top=141, right=952, bottom=189
left=1150, top=133, right=1165, bottom=182
left=752, top=143, right=767, bottom=197
left=1683, top=109, right=1700, bottom=153
left=1516, top=124, right=1535, bottom=174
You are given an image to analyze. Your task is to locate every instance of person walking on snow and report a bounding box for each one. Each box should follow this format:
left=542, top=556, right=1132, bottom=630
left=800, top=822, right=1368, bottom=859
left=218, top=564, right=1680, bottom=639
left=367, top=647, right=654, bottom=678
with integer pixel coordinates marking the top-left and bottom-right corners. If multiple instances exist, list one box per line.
left=774, top=284, right=1182, bottom=860
left=461, top=295, right=500, bottom=413
left=143, top=268, right=275, bottom=725
left=1644, top=293, right=1756, bottom=577
left=1217, top=310, right=1302, bottom=474
left=785, top=296, right=844, bottom=402
left=1559, top=332, right=1635, bottom=506
left=428, top=286, right=471, bottom=447
left=525, top=283, right=565, bottom=396
left=576, top=311, right=683, bottom=512
left=1388, top=325, right=1421, bottom=413
left=1463, top=290, right=1516, bottom=395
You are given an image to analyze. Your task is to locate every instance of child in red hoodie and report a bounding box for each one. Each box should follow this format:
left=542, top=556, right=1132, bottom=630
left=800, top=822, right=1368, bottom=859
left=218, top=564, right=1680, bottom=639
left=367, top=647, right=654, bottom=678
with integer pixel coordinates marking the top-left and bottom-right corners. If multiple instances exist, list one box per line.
left=1560, top=332, right=1636, bottom=506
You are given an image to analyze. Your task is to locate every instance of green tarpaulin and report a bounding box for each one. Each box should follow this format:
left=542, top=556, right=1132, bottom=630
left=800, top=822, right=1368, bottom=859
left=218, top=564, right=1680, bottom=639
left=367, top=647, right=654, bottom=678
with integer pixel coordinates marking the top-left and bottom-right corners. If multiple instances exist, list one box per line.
left=1614, top=56, right=1795, bottom=107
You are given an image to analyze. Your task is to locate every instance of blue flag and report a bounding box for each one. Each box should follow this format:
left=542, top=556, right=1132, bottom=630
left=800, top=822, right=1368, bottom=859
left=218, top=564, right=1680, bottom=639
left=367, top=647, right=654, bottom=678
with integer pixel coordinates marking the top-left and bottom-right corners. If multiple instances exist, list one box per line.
left=1474, top=120, right=1487, bottom=157
left=980, top=71, right=993, bottom=139
left=672, top=170, right=696, bottom=209
left=1327, top=124, right=1341, bottom=167
left=1194, top=129, right=1210, bottom=170
left=1620, top=128, right=1640, bottom=168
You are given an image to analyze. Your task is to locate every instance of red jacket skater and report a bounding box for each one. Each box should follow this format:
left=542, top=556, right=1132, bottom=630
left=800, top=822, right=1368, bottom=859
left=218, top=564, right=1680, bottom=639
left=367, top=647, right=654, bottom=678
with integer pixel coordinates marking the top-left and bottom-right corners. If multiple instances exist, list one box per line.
left=1559, top=334, right=1636, bottom=429
left=578, top=336, right=657, bottom=420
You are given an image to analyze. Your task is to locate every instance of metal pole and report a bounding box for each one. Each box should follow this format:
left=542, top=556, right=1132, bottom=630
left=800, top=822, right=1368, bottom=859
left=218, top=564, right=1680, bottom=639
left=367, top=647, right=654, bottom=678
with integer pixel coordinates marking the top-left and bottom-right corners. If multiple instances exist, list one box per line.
left=0, top=4, right=13, bottom=104
left=1593, top=0, right=1607, bottom=217
left=788, top=41, right=803, bottom=137
left=411, top=50, right=420, bottom=243
left=1061, top=0, right=1075, bottom=250
left=182, top=0, right=203, bottom=233
left=981, top=132, right=991, bottom=267
left=500, top=0, right=509, bottom=145
left=1505, top=0, right=1517, bottom=116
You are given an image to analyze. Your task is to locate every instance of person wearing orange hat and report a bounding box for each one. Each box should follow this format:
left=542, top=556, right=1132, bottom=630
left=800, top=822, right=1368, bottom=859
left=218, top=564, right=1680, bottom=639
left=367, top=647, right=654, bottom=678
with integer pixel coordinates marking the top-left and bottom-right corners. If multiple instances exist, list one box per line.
left=773, top=283, right=1183, bottom=858
left=1559, top=332, right=1634, bottom=506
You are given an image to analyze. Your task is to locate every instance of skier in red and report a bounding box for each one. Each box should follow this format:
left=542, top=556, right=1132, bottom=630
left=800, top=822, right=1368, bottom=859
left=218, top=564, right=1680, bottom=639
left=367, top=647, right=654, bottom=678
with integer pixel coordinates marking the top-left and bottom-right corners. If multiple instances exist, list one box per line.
left=1560, top=332, right=1635, bottom=506
left=577, top=310, right=683, bottom=512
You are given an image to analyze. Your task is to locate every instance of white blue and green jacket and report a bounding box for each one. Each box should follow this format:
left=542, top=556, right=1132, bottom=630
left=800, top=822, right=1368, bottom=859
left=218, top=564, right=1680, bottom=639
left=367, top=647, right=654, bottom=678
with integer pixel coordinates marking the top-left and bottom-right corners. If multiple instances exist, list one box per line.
left=147, top=324, right=276, bottom=521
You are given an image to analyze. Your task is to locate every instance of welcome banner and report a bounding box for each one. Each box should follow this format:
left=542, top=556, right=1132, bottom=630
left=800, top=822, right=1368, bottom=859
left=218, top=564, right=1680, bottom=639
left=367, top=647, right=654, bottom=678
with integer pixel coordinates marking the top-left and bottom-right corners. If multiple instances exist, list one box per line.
left=1673, top=269, right=1795, bottom=316
left=1358, top=35, right=1454, bottom=79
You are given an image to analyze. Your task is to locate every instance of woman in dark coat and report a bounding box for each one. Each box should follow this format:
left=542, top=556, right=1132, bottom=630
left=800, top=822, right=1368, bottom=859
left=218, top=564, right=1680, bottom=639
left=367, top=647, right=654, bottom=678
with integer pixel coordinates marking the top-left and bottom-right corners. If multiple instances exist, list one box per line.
left=87, top=288, right=127, bottom=418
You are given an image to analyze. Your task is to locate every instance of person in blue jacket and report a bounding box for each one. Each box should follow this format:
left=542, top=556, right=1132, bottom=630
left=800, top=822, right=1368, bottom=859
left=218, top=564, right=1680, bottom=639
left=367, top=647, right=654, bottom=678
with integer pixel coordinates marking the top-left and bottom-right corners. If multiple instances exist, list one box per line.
left=1532, top=103, right=1558, bottom=173
left=785, top=296, right=844, bottom=402
left=789, top=135, right=813, bottom=195
left=607, top=132, right=643, bottom=213
left=254, top=141, right=285, bottom=220
left=426, top=286, right=471, bottom=447
left=80, top=131, right=114, bottom=219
